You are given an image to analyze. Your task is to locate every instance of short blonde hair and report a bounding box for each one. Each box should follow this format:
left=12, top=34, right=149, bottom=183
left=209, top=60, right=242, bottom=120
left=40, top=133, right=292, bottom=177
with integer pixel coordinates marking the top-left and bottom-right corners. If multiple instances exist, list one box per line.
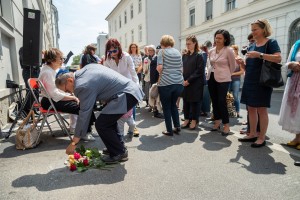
left=231, top=45, right=239, bottom=51
left=251, top=19, right=272, bottom=37
left=160, top=35, right=175, bottom=47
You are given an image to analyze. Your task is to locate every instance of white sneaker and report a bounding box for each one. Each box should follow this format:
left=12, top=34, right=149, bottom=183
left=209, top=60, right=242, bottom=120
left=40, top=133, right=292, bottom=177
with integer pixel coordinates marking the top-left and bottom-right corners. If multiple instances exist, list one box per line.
left=89, top=130, right=99, bottom=137
left=81, top=133, right=96, bottom=141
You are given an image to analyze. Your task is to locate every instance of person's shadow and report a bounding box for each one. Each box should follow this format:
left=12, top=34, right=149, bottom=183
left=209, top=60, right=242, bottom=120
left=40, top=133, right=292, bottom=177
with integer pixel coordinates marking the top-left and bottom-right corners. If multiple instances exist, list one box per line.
left=137, top=130, right=198, bottom=152
left=230, top=143, right=287, bottom=174
left=199, top=131, right=232, bottom=151
left=12, top=164, right=127, bottom=191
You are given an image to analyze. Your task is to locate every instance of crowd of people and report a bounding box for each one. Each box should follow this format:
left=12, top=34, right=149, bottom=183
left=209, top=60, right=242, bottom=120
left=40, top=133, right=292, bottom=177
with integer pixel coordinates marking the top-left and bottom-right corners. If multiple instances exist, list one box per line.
left=20, top=18, right=300, bottom=166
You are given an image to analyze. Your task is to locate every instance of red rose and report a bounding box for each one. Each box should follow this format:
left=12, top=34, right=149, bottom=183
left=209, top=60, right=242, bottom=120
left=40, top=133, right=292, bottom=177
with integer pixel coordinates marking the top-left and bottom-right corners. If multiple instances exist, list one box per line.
left=83, top=159, right=89, bottom=166
left=74, top=152, right=81, bottom=160
left=70, top=164, right=77, bottom=171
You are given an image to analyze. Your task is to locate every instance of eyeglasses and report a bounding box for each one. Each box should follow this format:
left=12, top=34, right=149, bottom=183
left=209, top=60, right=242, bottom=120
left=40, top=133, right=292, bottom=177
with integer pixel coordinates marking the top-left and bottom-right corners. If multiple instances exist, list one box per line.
left=108, top=49, right=118, bottom=54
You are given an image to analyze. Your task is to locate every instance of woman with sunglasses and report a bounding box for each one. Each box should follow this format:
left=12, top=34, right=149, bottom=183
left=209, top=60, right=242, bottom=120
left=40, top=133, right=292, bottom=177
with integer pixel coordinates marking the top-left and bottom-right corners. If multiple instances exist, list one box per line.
left=38, top=48, right=96, bottom=141
left=238, top=19, right=281, bottom=147
left=104, top=39, right=140, bottom=138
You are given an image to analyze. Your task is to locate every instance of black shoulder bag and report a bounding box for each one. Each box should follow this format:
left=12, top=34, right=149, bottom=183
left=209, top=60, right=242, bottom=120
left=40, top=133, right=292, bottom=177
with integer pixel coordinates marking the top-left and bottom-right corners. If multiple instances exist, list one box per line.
left=259, top=40, right=284, bottom=88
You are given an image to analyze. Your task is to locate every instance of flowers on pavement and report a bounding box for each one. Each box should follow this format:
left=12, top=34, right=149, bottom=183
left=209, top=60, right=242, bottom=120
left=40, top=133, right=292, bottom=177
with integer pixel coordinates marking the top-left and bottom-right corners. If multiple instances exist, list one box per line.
left=66, top=145, right=112, bottom=172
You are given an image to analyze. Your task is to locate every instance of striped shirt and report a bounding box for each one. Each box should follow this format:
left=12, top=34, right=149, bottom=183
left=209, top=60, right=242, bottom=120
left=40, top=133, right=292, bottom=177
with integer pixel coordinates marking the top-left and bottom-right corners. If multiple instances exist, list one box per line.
left=157, top=48, right=183, bottom=86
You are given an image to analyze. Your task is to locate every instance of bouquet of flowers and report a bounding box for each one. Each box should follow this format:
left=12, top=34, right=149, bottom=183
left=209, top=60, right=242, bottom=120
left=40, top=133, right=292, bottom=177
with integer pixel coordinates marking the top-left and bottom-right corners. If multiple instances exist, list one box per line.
left=67, top=145, right=112, bottom=172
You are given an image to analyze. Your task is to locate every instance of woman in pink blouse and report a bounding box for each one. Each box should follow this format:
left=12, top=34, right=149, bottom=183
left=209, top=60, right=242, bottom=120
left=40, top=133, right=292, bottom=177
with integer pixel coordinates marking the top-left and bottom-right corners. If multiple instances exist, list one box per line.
left=207, top=29, right=236, bottom=136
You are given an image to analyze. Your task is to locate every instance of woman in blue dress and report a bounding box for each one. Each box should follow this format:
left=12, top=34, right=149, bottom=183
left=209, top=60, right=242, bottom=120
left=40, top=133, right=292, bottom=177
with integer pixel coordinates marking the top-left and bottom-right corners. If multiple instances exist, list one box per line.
left=238, top=19, right=281, bottom=148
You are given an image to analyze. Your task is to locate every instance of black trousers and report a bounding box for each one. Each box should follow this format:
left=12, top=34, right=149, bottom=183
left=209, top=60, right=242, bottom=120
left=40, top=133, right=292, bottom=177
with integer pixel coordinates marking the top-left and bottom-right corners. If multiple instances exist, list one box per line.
left=95, top=93, right=138, bottom=157
left=41, top=97, right=95, bottom=132
left=183, top=101, right=201, bottom=120
left=22, top=67, right=40, bottom=114
left=208, top=73, right=230, bottom=124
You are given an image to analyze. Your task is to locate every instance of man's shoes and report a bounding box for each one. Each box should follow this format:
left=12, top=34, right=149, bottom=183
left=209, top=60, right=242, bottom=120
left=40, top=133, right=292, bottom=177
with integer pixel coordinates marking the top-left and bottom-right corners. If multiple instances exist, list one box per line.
left=101, top=150, right=128, bottom=164
left=294, top=161, right=300, bottom=166
left=81, top=133, right=96, bottom=141
left=238, top=137, right=257, bottom=142
left=133, top=128, right=139, bottom=137
left=251, top=141, right=266, bottom=148
left=102, top=148, right=110, bottom=155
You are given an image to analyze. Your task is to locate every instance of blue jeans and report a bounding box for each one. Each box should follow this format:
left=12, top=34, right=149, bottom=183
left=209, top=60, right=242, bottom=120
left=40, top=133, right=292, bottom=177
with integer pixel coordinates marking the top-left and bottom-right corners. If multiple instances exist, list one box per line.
left=201, top=85, right=211, bottom=113
left=229, top=80, right=240, bottom=113
left=158, top=84, right=184, bottom=133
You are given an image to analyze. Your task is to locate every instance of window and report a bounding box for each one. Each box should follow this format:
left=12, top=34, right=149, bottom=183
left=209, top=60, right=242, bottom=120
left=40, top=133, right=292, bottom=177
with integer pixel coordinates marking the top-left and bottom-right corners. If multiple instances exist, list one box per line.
left=119, top=16, right=121, bottom=28
left=119, top=37, right=122, bottom=46
left=189, top=8, right=195, bottom=27
left=138, top=25, right=142, bottom=42
left=138, top=0, right=142, bottom=13
left=206, top=0, right=213, bottom=21
left=124, top=10, right=127, bottom=24
left=226, top=0, right=236, bottom=11
left=125, top=33, right=128, bottom=48
left=130, top=4, right=134, bottom=19
left=131, top=29, right=134, bottom=43
left=0, top=0, right=14, bottom=25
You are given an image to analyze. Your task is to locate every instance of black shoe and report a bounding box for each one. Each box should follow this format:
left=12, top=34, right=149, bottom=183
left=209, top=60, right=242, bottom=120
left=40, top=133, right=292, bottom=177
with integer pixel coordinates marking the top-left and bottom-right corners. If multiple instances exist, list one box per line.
left=101, top=150, right=128, bottom=164
left=238, top=137, right=258, bottom=142
left=181, top=121, right=190, bottom=129
left=251, top=141, right=266, bottom=148
left=162, top=131, right=173, bottom=136
left=221, top=132, right=229, bottom=136
left=294, top=161, right=300, bottom=166
left=102, top=148, right=110, bottom=155
left=173, top=127, right=181, bottom=135
left=154, top=113, right=164, bottom=119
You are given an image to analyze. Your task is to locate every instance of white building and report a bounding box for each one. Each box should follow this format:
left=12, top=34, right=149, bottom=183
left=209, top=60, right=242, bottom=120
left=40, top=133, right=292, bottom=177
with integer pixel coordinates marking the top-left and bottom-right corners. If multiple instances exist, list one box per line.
left=96, top=32, right=108, bottom=58
left=105, top=0, right=181, bottom=51
left=181, top=0, right=300, bottom=78
left=0, top=0, right=59, bottom=127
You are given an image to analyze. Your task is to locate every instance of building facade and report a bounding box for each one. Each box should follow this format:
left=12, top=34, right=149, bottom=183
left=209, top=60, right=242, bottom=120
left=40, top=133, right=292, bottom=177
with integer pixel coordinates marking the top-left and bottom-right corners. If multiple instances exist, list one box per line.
left=0, top=0, right=59, bottom=127
left=181, top=0, right=300, bottom=78
left=105, top=0, right=181, bottom=50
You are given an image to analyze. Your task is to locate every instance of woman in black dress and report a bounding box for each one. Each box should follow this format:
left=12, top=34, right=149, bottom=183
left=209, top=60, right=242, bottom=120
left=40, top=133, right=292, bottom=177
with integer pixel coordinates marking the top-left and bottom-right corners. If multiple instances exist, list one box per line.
left=181, top=35, right=204, bottom=130
left=238, top=19, right=281, bottom=147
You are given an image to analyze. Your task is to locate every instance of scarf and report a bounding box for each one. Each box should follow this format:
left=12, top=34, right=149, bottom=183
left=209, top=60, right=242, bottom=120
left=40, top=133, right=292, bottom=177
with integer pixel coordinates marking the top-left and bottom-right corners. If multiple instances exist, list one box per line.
left=287, top=40, right=300, bottom=117
left=287, top=40, right=300, bottom=77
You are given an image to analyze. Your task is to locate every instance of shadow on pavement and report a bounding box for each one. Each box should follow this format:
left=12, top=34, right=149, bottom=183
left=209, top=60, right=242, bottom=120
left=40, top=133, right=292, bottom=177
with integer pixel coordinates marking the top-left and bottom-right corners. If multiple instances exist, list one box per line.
left=230, top=143, right=287, bottom=174
left=0, top=131, right=102, bottom=158
left=11, top=164, right=127, bottom=191
left=137, top=130, right=198, bottom=151
left=135, top=108, right=164, bottom=129
left=199, top=131, right=232, bottom=151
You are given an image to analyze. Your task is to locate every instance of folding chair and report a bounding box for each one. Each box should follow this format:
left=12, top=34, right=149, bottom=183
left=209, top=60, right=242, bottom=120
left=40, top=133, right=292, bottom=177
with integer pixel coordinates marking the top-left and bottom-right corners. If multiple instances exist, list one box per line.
left=27, top=78, right=72, bottom=141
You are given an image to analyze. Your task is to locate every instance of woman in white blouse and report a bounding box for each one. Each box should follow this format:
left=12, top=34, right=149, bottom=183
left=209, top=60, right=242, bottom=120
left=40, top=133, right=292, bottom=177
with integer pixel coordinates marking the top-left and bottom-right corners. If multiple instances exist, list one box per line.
left=104, top=39, right=140, bottom=137
left=38, top=48, right=96, bottom=141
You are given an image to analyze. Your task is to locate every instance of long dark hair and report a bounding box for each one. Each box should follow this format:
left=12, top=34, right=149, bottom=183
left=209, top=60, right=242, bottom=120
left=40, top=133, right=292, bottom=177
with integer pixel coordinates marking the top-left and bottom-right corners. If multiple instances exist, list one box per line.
left=105, top=38, right=123, bottom=60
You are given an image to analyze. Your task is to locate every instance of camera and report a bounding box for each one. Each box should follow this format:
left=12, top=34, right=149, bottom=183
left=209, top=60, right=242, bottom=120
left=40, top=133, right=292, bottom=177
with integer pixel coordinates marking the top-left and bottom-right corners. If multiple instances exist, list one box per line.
left=241, top=46, right=248, bottom=55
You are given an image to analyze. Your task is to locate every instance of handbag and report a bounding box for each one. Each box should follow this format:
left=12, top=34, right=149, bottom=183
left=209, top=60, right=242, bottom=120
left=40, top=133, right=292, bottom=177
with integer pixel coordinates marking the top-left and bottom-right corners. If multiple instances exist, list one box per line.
left=149, top=83, right=159, bottom=98
left=15, top=110, right=40, bottom=150
left=259, top=40, right=284, bottom=88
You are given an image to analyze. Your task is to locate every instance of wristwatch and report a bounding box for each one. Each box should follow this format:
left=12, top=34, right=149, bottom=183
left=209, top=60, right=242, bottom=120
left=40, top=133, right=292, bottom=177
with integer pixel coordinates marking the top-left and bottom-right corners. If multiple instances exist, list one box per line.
left=259, top=53, right=264, bottom=59
left=71, top=141, right=77, bottom=146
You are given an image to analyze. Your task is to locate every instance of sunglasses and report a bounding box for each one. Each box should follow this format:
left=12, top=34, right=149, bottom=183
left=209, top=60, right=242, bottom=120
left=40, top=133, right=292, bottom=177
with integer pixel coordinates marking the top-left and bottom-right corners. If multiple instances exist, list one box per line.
left=108, top=49, right=118, bottom=54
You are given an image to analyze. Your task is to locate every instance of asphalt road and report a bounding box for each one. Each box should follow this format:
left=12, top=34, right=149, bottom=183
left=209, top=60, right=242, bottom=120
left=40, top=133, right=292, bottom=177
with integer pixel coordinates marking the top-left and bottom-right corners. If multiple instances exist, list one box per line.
left=0, top=95, right=299, bottom=200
